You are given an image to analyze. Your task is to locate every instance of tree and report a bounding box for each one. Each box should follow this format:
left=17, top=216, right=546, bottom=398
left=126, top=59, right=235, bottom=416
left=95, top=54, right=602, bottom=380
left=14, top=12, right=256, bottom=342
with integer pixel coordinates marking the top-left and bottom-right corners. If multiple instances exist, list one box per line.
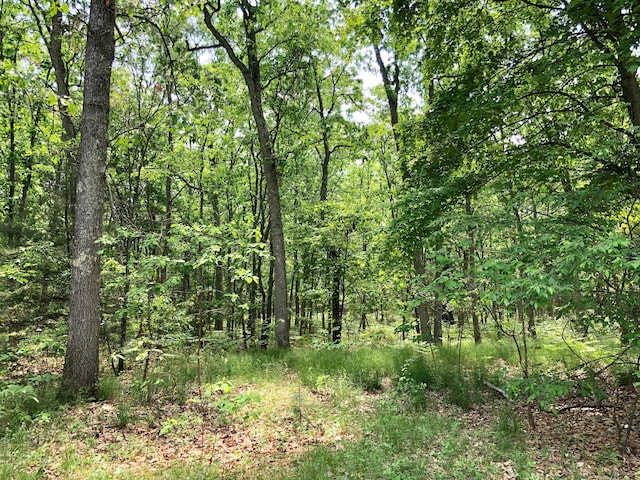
left=61, top=0, right=116, bottom=396
left=201, top=0, right=309, bottom=348
left=345, top=0, right=434, bottom=341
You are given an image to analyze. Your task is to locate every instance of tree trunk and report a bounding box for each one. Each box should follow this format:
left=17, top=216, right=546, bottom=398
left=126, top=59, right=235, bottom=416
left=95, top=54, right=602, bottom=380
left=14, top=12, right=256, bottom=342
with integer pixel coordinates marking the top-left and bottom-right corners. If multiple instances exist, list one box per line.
left=6, top=91, right=17, bottom=247
left=373, top=39, right=431, bottom=342
left=313, top=65, right=344, bottom=344
left=213, top=191, right=224, bottom=331
left=203, top=2, right=289, bottom=347
left=527, top=308, right=537, bottom=338
left=413, top=252, right=431, bottom=341
left=433, top=297, right=443, bottom=345
left=48, top=4, right=78, bottom=251
left=465, top=194, right=481, bottom=344
left=330, top=247, right=342, bottom=344
left=472, top=311, right=481, bottom=344
left=60, top=0, right=116, bottom=398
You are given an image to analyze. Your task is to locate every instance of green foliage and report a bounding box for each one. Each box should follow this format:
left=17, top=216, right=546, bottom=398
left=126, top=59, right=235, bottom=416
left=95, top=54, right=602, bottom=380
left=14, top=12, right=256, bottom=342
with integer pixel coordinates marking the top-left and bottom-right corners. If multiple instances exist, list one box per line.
left=503, top=375, right=574, bottom=413
left=281, top=346, right=414, bottom=391
left=0, top=379, right=60, bottom=435
left=98, top=375, right=121, bottom=402
left=493, top=404, right=525, bottom=452
left=115, top=403, right=136, bottom=429
left=396, top=352, right=486, bottom=411
left=270, top=405, right=492, bottom=480
left=0, top=243, right=69, bottom=326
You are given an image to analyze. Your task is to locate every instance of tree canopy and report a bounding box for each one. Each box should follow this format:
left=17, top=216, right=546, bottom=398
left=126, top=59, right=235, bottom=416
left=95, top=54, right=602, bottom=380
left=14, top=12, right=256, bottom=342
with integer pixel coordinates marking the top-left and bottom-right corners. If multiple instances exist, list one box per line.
left=1, top=0, right=639, bottom=388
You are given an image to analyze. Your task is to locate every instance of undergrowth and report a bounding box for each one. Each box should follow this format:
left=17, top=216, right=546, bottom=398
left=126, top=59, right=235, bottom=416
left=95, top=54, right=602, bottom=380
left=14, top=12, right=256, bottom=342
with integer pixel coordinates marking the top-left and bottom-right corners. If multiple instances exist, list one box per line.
left=0, top=321, right=636, bottom=479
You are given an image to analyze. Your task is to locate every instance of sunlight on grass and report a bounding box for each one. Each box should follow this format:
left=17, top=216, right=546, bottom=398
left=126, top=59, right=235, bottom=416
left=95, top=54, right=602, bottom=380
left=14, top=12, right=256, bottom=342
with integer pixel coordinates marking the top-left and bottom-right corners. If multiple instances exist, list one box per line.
left=0, top=330, right=637, bottom=479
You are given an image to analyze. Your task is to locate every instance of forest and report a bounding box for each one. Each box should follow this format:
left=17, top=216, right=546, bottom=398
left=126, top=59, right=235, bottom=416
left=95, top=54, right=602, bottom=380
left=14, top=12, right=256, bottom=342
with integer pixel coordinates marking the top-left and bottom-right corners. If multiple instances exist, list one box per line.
left=1, top=0, right=640, bottom=478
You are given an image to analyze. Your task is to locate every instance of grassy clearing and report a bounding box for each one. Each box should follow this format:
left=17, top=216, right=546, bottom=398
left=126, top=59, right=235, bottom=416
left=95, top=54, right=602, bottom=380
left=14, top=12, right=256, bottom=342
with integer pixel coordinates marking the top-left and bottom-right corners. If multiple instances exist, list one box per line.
left=0, top=324, right=639, bottom=478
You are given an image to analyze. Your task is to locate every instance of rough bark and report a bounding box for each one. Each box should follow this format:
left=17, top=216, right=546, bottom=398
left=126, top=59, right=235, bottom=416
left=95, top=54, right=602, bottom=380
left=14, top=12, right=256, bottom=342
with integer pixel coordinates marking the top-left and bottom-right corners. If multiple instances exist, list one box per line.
left=30, top=1, right=79, bottom=251
left=49, top=7, right=76, bottom=141
left=60, top=0, right=116, bottom=397
left=373, top=43, right=399, bottom=148
left=618, top=64, right=640, bottom=128
left=413, top=252, right=432, bottom=341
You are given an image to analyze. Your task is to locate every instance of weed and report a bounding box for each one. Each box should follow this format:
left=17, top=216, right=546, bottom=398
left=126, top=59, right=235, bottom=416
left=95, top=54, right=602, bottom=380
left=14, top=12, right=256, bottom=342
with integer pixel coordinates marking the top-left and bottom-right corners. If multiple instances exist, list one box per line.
left=115, top=402, right=135, bottom=429
left=494, top=405, right=524, bottom=452
left=396, top=353, right=486, bottom=410
left=98, top=374, right=120, bottom=401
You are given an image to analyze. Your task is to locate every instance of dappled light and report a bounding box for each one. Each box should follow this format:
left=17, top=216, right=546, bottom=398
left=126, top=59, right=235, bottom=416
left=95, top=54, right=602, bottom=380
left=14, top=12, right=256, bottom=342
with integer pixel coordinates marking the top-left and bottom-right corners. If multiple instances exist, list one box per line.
left=2, top=0, right=640, bottom=478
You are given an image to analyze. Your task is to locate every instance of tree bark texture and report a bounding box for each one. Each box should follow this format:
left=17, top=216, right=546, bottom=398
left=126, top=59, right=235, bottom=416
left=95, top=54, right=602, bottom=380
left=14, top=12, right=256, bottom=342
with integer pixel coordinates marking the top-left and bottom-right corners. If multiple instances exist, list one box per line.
left=61, top=0, right=115, bottom=397
left=413, top=252, right=431, bottom=341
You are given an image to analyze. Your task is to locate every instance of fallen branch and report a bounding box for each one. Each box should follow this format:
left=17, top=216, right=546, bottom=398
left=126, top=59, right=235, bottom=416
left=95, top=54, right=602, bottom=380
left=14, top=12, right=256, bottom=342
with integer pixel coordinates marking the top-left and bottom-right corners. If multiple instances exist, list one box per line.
left=555, top=403, right=614, bottom=414
left=483, top=381, right=512, bottom=401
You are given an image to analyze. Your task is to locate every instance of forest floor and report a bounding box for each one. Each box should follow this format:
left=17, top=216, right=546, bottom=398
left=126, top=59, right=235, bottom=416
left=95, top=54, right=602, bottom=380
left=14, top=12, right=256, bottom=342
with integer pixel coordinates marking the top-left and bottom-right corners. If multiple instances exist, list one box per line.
left=1, top=328, right=640, bottom=479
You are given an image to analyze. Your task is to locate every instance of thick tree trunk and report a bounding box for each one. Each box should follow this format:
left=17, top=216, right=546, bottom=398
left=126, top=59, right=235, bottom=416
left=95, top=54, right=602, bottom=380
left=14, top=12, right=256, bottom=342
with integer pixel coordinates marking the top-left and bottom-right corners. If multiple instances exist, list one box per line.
left=251, top=91, right=289, bottom=347
left=61, top=0, right=115, bottom=397
left=618, top=65, right=640, bottom=128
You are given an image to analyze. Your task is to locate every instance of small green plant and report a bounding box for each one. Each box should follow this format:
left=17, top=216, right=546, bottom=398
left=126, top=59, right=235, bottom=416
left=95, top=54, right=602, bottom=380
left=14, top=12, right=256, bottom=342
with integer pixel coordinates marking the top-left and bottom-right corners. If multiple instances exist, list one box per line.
left=98, top=375, right=120, bottom=401
left=504, top=375, right=573, bottom=413
left=398, top=356, right=434, bottom=389
left=494, top=405, right=524, bottom=452
left=396, top=355, right=485, bottom=410
left=447, top=376, right=473, bottom=410
left=0, top=383, right=40, bottom=432
left=115, top=402, right=135, bottom=429
left=159, top=417, right=180, bottom=436
left=189, top=380, right=260, bottom=424
left=0, top=383, right=38, bottom=406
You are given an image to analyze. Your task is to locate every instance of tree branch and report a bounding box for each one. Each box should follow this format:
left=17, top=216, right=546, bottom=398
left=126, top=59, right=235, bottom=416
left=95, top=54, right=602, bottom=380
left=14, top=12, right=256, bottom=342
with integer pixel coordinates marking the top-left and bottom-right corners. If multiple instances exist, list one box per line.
left=202, top=1, right=248, bottom=75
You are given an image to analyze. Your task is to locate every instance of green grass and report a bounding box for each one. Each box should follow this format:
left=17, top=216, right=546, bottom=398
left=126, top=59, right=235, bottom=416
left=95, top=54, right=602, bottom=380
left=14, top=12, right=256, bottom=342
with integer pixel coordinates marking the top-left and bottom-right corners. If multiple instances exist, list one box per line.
left=0, top=322, right=637, bottom=479
left=259, top=404, right=502, bottom=480
left=493, top=404, right=525, bottom=452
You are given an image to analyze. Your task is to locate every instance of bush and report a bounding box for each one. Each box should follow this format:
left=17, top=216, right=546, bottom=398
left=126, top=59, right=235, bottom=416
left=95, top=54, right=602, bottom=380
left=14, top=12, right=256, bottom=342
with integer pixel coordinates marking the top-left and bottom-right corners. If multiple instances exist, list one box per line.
left=397, top=354, right=486, bottom=410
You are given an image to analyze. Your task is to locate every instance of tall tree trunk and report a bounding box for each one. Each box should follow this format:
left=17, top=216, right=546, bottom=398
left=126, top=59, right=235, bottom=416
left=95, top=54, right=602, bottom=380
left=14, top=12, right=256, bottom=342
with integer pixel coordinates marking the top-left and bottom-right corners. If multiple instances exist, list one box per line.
left=6, top=90, right=17, bottom=248
left=47, top=3, right=77, bottom=251
left=250, top=83, right=289, bottom=348
left=25, top=0, right=79, bottom=249
left=373, top=40, right=430, bottom=341
left=465, top=194, right=481, bottom=344
left=212, top=191, right=224, bottom=331
left=60, top=0, right=116, bottom=397
left=314, top=66, right=343, bottom=344
left=203, top=2, right=289, bottom=347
